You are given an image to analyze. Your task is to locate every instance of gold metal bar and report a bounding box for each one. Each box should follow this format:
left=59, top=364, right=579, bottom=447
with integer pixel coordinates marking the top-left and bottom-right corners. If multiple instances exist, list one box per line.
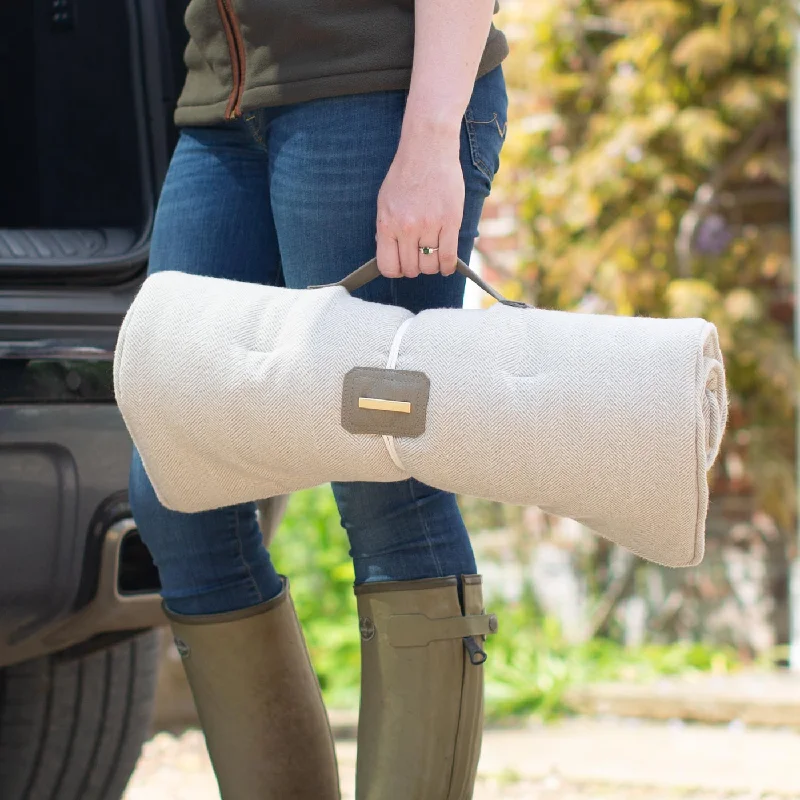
left=358, top=397, right=412, bottom=414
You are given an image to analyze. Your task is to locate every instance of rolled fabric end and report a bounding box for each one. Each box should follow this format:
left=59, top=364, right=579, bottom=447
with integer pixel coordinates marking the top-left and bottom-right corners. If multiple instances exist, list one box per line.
left=700, top=323, right=728, bottom=472
left=677, top=322, right=727, bottom=570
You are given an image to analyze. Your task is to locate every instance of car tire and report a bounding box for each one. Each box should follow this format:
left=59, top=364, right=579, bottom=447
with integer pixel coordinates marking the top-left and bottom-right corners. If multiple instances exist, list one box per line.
left=0, top=629, right=161, bottom=800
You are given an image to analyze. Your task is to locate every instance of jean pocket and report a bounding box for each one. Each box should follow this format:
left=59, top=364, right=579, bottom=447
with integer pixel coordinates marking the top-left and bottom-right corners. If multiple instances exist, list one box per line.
left=464, top=66, right=508, bottom=183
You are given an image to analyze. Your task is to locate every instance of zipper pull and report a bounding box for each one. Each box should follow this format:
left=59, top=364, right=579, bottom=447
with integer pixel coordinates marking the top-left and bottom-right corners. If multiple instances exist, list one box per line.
left=463, top=636, right=487, bottom=665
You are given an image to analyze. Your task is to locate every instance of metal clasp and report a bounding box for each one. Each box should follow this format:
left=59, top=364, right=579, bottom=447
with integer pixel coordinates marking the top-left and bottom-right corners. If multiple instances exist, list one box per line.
left=358, top=397, right=412, bottom=414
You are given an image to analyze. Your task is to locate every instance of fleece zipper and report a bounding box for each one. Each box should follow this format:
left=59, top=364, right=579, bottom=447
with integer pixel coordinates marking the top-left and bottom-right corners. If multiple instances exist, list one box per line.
left=215, top=0, right=246, bottom=119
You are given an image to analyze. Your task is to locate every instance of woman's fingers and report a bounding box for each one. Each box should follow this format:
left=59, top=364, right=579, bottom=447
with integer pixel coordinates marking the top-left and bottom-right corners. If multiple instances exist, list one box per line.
left=418, top=228, right=441, bottom=275
left=437, top=224, right=460, bottom=276
left=398, top=234, right=421, bottom=278
left=376, top=230, right=402, bottom=279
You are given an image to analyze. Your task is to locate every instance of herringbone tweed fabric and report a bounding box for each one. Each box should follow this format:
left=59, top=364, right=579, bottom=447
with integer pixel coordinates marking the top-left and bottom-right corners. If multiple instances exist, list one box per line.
left=114, top=270, right=727, bottom=568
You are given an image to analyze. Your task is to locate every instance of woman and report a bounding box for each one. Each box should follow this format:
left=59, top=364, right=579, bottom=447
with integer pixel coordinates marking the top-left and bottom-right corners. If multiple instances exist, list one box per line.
left=129, top=0, right=508, bottom=797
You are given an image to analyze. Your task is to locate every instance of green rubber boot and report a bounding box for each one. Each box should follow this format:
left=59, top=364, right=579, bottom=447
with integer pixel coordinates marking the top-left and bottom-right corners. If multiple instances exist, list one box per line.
left=355, top=575, right=497, bottom=799
left=165, top=577, right=340, bottom=800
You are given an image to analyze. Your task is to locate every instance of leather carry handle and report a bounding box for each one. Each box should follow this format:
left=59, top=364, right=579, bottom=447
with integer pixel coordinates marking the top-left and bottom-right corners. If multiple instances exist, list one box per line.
left=309, top=257, right=530, bottom=309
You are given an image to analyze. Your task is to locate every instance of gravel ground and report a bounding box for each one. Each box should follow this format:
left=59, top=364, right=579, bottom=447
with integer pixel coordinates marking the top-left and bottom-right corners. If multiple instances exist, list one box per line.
left=124, top=727, right=795, bottom=800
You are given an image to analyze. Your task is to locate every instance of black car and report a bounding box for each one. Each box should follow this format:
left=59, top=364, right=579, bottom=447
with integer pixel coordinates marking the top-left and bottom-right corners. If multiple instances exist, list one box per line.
left=0, top=2, right=192, bottom=797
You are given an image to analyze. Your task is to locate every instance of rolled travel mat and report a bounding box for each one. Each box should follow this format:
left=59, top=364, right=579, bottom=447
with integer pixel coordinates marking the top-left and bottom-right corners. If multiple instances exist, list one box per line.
left=114, top=259, right=727, bottom=568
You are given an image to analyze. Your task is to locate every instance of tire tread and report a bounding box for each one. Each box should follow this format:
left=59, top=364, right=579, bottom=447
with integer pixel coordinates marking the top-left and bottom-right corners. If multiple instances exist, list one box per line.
left=0, top=630, right=160, bottom=800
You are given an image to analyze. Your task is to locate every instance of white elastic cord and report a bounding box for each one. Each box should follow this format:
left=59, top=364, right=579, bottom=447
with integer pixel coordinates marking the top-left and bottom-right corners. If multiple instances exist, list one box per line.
left=383, top=318, right=413, bottom=471
left=386, top=317, right=411, bottom=370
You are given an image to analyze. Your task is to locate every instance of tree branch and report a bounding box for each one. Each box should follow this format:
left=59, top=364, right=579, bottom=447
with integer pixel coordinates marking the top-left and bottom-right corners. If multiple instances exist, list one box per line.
left=675, top=119, right=778, bottom=275
left=584, top=549, right=637, bottom=640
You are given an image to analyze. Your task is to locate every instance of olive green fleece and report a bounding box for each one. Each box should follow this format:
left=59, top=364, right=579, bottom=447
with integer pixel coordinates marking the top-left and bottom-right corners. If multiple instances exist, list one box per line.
left=175, top=0, right=508, bottom=126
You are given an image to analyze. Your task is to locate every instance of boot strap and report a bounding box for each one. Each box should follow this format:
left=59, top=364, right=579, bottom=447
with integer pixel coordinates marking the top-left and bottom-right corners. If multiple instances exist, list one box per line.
left=387, top=611, right=498, bottom=648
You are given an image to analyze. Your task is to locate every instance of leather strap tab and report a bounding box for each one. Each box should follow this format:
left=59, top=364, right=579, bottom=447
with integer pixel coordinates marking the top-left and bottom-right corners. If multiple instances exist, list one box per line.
left=342, top=367, right=429, bottom=437
left=387, top=611, right=499, bottom=648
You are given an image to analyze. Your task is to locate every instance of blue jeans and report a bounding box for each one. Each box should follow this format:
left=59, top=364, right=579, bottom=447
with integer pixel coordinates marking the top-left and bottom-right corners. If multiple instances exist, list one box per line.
left=129, top=66, right=508, bottom=616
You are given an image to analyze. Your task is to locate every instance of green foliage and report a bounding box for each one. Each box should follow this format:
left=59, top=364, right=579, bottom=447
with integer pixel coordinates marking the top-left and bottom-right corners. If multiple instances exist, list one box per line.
left=272, top=487, right=740, bottom=717
left=268, top=485, right=361, bottom=709
left=487, top=596, right=738, bottom=719
left=500, top=0, right=796, bottom=529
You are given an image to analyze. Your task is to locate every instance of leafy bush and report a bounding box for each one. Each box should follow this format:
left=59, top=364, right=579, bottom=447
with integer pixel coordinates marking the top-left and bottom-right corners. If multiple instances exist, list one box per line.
left=498, top=0, right=796, bottom=530
left=268, top=486, right=361, bottom=709
left=487, top=594, right=738, bottom=719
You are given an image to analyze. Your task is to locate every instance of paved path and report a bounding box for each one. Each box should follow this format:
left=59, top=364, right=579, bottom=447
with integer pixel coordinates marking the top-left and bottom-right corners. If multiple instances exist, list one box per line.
left=125, top=718, right=800, bottom=799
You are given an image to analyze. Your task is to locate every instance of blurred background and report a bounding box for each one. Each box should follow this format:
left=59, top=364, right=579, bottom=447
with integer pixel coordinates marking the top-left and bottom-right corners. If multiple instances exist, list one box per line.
left=135, top=0, right=799, bottom=797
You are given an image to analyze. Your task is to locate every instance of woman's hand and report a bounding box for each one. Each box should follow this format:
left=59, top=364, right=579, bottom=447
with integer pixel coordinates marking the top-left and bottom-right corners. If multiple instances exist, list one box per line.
left=374, top=0, right=495, bottom=279
left=376, top=123, right=464, bottom=279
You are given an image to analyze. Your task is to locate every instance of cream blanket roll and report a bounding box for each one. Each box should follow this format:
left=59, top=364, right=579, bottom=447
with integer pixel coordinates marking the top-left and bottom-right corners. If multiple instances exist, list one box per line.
left=114, top=268, right=727, bottom=569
